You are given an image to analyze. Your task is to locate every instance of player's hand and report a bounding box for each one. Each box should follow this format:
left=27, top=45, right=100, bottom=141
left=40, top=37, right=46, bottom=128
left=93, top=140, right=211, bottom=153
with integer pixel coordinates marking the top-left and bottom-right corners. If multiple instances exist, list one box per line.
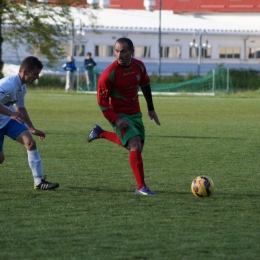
left=115, top=118, right=129, bottom=129
left=148, top=111, right=161, bottom=125
left=30, top=128, right=46, bottom=140
left=10, top=112, right=24, bottom=124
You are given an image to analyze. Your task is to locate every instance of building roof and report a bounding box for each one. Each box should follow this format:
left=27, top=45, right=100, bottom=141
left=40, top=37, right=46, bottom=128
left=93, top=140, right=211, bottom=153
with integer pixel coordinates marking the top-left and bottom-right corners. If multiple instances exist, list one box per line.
left=47, top=0, right=260, bottom=12
left=108, top=0, right=260, bottom=13
left=7, top=5, right=259, bottom=36
left=74, top=8, right=260, bottom=36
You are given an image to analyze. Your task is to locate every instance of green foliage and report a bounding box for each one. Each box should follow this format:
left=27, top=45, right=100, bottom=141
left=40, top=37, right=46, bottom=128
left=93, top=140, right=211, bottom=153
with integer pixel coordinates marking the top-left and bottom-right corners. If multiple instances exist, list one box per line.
left=150, top=72, right=197, bottom=84
left=1, top=1, right=71, bottom=64
left=29, top=75, right=65, bottom=89
left=230, top=68, right=260, bottom=91
left=0, top=1, right=98, bottom=76
left=0, top=91, right=260, bottom=259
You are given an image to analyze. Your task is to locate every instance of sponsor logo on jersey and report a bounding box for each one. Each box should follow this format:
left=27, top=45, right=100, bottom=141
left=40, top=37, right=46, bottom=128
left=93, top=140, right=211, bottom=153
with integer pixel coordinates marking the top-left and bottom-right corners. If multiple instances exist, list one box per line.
left=123, top=71, right=135, bottom=76
left=99, top=88, right=108, bottom=98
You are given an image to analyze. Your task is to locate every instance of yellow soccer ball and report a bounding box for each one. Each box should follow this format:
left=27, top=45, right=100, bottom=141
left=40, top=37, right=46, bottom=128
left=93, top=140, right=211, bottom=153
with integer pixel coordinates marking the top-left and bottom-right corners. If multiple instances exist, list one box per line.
left=191, top=176, right=214, bottom=197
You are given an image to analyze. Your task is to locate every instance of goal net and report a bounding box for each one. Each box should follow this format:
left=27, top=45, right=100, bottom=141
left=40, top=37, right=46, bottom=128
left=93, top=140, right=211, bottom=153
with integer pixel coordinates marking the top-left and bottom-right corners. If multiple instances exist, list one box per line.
left=76, top=66, right=99, bottom=92
left=76, top=66, right=234, bottom=95
left=150, top=67, right=234, bottom=96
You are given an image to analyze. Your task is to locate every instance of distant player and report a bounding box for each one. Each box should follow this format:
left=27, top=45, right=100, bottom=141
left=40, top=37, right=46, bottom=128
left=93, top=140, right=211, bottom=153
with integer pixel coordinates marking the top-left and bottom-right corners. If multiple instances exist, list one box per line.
left=87, top=37, right=160, bottom=195
left=0, top=56, right=59, bottom=190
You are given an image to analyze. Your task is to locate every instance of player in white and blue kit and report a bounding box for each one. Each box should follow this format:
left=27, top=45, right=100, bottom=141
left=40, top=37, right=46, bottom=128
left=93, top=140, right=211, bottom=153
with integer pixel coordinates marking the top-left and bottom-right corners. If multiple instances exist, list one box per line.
left=0, top=56, right=59, bottom=190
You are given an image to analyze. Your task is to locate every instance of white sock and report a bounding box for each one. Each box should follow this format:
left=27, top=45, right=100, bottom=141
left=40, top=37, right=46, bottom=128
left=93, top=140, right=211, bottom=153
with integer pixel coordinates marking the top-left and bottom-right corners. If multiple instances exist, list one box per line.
left=27, top=149, right=43, bottom=185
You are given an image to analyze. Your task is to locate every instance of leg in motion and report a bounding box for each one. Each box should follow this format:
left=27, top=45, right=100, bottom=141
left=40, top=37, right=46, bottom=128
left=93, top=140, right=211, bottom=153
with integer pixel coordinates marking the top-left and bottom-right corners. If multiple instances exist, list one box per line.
left=87, top=125, right=122, bottom=146
left=16, top=130, right=59, bottom=190
left=128, top=136, right=154, bottom=195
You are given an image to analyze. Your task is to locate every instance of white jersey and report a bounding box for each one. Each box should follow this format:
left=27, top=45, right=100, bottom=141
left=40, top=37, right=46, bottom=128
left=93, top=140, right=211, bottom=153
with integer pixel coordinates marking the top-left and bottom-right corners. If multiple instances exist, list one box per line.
left=0, top=74, right=26, bottom=129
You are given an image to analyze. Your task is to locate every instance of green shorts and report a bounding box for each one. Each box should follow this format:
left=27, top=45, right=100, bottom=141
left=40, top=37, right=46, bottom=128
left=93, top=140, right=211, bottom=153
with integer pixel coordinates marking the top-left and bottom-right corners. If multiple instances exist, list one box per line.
left=110, top=112, right=145, bottom=146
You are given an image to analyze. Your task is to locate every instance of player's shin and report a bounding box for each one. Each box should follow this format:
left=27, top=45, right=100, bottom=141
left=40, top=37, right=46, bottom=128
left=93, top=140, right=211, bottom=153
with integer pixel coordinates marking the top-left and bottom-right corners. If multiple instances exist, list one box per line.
left=99, top=131, right=122, bottom=146
left=27, top=149, right=42, bottom=185
left=129, top=151, right=146, bottom=189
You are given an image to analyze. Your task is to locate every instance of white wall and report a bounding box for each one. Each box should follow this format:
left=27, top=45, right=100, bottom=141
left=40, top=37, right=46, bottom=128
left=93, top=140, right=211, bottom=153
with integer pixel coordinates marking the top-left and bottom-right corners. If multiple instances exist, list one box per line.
left=2, top=27, right=260, bottom=74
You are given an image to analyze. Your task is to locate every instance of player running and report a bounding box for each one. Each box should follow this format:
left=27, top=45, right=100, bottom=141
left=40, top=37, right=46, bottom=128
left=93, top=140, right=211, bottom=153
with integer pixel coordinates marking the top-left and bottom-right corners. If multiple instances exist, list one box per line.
left=87, top=37, right=160, bottom=195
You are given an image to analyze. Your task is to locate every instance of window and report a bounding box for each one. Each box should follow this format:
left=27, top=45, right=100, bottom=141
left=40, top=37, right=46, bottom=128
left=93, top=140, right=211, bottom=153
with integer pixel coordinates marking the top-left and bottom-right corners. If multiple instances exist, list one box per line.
left=248, top=47, right=260, bottom=59
left=74, top=45, right=85, bottom=56
left=95, top=45, right=114, bottom=57
left=161, top=46, right=181, bottom=58
left=226, top=47, right=233, bottom=58
left=233, top=48, right=241, bottom=58
left=134, top=46, right=151, bottom=58
left=190, top=46, right=197, bottom=58
left=219, top=47, right=226, bottom=58
left=189, top=46, right=211, bottom=58
left=61, top=44, right=84, bottom=57
left=202, top=47, right=211, bottom=58
left=219, top=47, right=241, bottom=59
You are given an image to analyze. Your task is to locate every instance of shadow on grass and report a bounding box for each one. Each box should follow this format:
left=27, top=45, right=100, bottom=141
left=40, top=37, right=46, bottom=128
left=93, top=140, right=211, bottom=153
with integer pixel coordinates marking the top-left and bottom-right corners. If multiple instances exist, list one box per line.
left=66, top=186, right=190, bottom=195
left=215, top=193, right=260, bottom=198
left=66, top=187, right=260, bottom=199
left=148, top=135, right=244, bottom=140
left=67, top=186, right=132, bottom=193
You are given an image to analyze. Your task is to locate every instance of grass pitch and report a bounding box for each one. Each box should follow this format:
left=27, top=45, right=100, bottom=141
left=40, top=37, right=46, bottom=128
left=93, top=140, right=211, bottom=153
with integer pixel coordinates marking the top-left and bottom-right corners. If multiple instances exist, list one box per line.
left=0, top=91, right=260, bottom=259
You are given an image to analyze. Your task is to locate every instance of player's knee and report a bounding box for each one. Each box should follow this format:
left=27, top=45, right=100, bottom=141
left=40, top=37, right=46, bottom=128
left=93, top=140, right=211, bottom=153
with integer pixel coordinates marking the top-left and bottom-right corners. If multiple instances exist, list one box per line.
left=128, top=136, right=142, bottom=151
left=25, top=139, right=37, bottom=150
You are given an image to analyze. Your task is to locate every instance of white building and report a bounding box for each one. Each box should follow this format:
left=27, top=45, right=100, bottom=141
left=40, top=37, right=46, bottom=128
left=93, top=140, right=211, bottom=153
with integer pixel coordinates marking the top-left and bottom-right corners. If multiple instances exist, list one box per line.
left=2, top=7, right=260, bottom=75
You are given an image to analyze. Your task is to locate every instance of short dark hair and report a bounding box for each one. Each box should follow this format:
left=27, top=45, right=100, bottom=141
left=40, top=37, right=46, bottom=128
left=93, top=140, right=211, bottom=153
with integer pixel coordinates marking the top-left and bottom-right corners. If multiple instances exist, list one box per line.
left=19, top=56, right=43, bottom=72
left=115, top=37, right=134, bottom=50
left=87, top=52, right=92, bottom=56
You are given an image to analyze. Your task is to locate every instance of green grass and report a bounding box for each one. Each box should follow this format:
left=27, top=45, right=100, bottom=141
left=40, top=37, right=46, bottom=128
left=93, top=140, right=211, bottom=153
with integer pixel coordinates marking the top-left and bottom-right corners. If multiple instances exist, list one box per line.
left=1, top=91, right=260, bottom=260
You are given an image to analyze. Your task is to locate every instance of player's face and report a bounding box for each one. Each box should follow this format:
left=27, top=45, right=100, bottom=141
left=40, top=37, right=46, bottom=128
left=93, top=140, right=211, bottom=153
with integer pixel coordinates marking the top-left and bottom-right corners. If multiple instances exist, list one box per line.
left=24, top=68, right=41, bottom=84
left=115, top=42, right=134, bottom=66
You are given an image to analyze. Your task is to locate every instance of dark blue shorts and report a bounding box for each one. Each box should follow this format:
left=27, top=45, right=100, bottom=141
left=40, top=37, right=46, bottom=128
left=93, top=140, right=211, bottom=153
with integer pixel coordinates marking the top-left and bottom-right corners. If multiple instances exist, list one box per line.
left=0, top=120, right=28, bottom=151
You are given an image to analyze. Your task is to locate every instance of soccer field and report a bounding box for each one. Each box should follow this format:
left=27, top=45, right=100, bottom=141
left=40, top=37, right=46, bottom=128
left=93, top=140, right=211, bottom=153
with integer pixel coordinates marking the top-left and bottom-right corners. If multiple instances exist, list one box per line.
left=0, top=91, right=260, bottom=259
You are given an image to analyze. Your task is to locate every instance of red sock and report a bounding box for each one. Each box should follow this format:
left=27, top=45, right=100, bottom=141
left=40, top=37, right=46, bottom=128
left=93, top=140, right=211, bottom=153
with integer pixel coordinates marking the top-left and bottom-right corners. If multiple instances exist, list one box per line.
left=99, top=131, right=122, bottom=146
left=129, top=151, right=146, bottom=189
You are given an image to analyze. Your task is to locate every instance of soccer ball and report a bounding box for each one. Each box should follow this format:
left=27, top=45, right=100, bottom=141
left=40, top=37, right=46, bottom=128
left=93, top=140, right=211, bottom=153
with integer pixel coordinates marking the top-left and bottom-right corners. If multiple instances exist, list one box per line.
left=191, top=176, right=214, bottom=197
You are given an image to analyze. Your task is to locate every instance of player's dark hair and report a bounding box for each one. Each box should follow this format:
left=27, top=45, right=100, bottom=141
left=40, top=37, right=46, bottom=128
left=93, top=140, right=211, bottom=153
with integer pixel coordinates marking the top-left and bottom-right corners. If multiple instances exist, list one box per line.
left=115, top=37, right=134, bottom=50
left=19, top=56, right=43, bottom=72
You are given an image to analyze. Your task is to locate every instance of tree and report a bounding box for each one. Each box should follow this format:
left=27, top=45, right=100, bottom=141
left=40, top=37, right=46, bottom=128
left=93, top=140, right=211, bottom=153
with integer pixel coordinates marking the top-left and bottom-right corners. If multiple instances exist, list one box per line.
left=0, top=0, right=94, bottom=78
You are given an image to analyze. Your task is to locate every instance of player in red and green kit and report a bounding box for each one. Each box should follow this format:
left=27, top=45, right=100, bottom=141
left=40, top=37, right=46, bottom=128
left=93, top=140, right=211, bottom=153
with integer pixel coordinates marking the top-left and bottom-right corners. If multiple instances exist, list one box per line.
left=87, top=37, right=160, bottom=195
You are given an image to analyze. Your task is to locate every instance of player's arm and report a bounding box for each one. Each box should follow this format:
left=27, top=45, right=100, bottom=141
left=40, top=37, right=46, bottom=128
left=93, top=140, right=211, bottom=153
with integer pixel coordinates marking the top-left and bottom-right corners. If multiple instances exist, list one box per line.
left=140, top=84, right=161, bottom=125
left=140, top=84, right=154, bottom=111
left=16, top=106, right=33, bottom=129
left=0, top=88, right=24, bottom=123
left=16, top=106, right=45, bottom=140
left=0, top=103, right=24, bottom=123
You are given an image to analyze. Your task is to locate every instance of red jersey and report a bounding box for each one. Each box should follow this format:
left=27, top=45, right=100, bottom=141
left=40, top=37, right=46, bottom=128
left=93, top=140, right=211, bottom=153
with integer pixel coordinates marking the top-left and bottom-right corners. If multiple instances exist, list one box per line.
left=97, top=58, right=150, bottom=123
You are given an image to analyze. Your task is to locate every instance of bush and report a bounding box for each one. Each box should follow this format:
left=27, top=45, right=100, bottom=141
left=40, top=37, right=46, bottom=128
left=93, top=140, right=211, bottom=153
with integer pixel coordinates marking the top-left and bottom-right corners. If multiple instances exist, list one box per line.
left=229, top=69, right=260, bottom=91
left=28, top=75, right=65, bottom=89
left=149, top=72, right=197, bottom=84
